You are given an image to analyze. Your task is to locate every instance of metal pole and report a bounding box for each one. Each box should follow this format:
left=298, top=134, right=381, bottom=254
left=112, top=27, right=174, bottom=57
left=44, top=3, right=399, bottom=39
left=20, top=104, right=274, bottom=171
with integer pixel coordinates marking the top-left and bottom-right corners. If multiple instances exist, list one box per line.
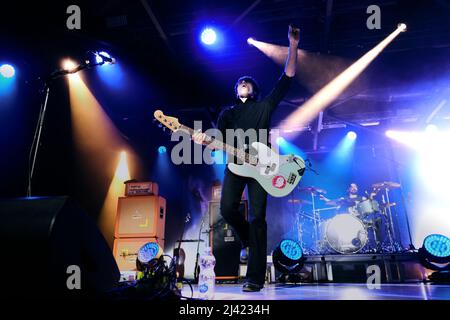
left=27, top=86, right=50, bottom=197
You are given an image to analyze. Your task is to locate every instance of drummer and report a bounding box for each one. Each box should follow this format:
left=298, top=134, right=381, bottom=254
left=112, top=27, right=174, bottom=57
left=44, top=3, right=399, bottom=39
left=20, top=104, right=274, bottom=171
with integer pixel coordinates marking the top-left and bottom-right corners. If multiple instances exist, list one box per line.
left=320, top=182, right=382, bottom=250
left=319, top=183, right=364, bottom=214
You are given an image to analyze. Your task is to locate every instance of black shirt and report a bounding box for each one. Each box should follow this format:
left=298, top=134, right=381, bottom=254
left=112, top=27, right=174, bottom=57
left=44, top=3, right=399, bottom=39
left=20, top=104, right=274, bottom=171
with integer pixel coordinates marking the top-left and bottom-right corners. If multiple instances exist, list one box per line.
left=216, top=72, right=293, bottom=150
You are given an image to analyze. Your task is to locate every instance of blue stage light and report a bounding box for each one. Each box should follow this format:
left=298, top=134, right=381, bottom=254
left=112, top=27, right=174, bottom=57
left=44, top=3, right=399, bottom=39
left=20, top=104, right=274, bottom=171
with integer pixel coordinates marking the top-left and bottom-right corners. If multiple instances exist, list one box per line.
left=280, top=239, right=303, bottom=260
left=276, top=136, right=286, bottom=145
left=0, top=64, right=15, bottom=78
left=347, top=131, right=357, bottom=140
left=423, top=234, right=450, bottom=259
left=96, top=51, right=111, bottom=64
left=137, top=242, right=162, bottom=264
left=158, top=146, right=167, bottom=154
left=272, top=239, right=305, bottom=275
left=425, top=124, right=438, bottom=133
left=201, top=28, right=217, bottom=45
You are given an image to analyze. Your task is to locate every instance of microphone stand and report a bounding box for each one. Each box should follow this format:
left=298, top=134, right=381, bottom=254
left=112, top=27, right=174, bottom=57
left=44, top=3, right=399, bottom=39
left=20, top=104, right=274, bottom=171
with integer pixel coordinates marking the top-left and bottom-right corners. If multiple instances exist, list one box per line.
left=26, top=56, right=111, bottom=197
left=172, top=212, right=191, bottom=288
left=193, top=216, right=205, bottom=283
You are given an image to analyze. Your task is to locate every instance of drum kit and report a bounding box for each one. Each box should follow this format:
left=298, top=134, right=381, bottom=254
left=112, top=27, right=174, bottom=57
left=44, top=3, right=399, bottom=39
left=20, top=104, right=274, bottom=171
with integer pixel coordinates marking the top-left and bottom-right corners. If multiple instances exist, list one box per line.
left=292, top=182, right=403, bottom=255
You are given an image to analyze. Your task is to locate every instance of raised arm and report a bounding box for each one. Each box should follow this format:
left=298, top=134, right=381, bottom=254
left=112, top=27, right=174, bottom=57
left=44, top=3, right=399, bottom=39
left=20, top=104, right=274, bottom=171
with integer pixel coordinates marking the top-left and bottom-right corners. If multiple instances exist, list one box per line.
left=264, top=25, right=299, bottom=108
left=285, top=24, right=300, bottom=77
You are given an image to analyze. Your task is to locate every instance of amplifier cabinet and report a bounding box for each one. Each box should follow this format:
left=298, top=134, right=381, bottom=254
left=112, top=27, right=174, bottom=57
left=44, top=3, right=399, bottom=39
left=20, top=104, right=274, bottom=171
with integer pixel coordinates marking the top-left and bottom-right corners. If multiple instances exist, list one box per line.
left=209, top=200, right=248, bottom=280
left=125, top=181, right=158, bottom=196
left=113, top=237, right=164, bottom=271
left=115, top=196, right=166, bottom=239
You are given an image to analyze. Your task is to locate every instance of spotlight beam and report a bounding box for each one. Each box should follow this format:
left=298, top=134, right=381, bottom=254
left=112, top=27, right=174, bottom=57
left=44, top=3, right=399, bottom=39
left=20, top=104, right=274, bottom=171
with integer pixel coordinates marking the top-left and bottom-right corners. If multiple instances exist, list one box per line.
left=281, top=25, right=405, bottom=135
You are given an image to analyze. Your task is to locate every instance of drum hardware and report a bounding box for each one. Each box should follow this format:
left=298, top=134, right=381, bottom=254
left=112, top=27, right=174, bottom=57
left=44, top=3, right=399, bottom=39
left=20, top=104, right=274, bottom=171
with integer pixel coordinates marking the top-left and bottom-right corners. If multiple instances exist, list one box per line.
left=372, top=181, right=401, bottom=190
left=294, top=182, right=403, bottom=255
left=297, top=186, right=328, bottom=254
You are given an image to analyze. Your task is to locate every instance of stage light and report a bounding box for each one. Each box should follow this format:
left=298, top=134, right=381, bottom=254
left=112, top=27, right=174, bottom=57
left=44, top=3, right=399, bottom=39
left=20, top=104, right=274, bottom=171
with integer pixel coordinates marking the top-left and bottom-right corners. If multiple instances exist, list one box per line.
left=418, top=234, right=450, bottom=282
left=276, top=136, right=286, bottom=145
left=397, top=23, right=407, bottom=32
left=272, top=239, right=305, bottom=274
left=95, top=51, right=115, bottom=65
left=0, top=63, right=17, bottom=97
left=247, top=37, right=255, bottom=46
left=422, top=234, right=450, bottom=261
left=346, top=131, right=357, bottom=140
left=280, top=25, right=405, bottom=135
left=158, top=146, right=167, bottom=154
left=425, top=124, right=438, bottom=133
left=62, top=59, right=78, bottom=73
left=115, top=151, right=130, bottom=180
left=137, top=242, right=163, bottom=265
left=96, top=51, right=109, bottom=63
left=386, top=129, right=450, bottom=245
left=0, top=64, right=15, bottom=78
left=201, top=28, right=217, bottom=45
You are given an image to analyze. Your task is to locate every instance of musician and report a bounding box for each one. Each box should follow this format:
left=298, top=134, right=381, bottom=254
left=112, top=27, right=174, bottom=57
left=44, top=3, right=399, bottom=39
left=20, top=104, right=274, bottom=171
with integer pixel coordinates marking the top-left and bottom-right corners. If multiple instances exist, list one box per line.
left=319, top=183, right=361, bottom=211
left=193, top=25, right=300, bottom=292
left=320, top=182, right=383, bottom=250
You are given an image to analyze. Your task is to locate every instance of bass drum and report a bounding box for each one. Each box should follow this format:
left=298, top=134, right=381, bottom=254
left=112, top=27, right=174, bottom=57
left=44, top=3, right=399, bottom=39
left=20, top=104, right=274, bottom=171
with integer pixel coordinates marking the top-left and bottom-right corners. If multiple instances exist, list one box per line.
left=325, top=214, right=368, bottom=254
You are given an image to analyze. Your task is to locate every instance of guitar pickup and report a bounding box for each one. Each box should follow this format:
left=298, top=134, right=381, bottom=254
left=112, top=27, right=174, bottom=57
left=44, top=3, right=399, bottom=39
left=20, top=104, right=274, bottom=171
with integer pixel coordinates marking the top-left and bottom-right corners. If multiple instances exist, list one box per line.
left=265, top=163, right=277, bottom=175
left=287, top=173, right=297, bottom=184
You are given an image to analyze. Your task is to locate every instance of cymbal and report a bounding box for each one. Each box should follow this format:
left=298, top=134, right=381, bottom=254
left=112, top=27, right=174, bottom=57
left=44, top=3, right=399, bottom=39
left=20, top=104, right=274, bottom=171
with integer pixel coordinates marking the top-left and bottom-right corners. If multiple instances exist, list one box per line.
left=298, top=186, right=327, bottom=195
left=287, top=199, right=313, bottom=205
left=372, top=181, right=401, bottom=189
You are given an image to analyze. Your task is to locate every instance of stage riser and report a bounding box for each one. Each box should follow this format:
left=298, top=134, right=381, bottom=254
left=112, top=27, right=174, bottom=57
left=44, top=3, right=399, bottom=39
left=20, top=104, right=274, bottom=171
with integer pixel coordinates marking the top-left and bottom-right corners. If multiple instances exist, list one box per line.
left=300, top=254, right=426, bottom=283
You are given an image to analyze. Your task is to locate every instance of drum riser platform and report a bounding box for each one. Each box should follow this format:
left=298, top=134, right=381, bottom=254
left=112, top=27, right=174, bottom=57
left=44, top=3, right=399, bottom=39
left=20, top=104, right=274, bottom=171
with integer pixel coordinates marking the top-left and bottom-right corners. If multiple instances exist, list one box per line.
left=300, top=253, right=426, bottom=283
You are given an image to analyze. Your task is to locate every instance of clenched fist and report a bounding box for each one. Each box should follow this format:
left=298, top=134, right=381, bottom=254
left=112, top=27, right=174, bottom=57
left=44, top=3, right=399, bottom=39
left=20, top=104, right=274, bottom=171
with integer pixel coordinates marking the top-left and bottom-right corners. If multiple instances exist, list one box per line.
left=288, top=24, right=300, bottom=45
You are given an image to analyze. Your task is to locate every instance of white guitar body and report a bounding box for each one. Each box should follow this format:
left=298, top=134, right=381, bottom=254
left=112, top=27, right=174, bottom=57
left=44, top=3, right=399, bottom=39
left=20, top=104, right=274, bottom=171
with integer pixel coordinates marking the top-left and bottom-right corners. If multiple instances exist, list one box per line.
left=227, top=142, right=306, bottom=197
left=153, top=110, right=306, bottom=198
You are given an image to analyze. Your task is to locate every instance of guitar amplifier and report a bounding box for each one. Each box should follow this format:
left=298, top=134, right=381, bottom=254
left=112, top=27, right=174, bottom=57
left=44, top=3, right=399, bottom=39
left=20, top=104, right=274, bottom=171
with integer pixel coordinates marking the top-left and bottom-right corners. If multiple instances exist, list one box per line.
left=113, top=237, right=164, bottom=271
left=209, top=200, right=248, bottom=281
left=115, top=196, right=166, bottom=239
left=125, top=181, right=158, bottom=196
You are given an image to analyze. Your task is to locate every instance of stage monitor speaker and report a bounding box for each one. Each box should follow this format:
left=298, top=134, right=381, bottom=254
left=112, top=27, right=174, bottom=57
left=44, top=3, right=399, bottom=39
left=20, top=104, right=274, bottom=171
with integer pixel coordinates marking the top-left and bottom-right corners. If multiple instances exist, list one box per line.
left=209, top=200, right=248, bottom=281
left=0, top=196, right=120, bottom=298
left=115, top=196, right=166, bottom=239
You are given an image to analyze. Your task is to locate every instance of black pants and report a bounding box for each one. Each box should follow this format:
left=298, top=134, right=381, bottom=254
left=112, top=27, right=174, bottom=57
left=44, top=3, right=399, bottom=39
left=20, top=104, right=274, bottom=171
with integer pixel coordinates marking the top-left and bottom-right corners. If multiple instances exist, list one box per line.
left=219, top=168, right=268, bottom=286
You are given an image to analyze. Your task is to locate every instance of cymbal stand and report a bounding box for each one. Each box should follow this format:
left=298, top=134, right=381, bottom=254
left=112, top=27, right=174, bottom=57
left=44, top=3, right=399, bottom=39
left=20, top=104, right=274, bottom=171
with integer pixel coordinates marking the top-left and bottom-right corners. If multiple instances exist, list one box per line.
left=381, top=189, right=396, bottom=252
left=309, top=191, right=321, bottom=253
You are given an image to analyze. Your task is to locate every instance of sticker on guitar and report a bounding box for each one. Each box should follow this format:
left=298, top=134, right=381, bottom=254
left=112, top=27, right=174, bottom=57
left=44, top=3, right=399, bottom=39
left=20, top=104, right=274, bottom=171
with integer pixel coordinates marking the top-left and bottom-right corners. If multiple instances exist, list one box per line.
left=272, top=175, right=287, bottom=189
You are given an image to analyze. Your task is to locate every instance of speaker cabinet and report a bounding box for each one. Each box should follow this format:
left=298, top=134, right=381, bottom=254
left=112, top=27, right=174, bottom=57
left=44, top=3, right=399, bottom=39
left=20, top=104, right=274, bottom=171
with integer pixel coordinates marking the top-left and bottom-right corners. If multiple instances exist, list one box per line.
left=209, top=200, right=248, bottom=281
left=0, top=196, right=120, bottom=298
left=113, top=237, right=164, bottom=272
left=115, top=196, right=166, bottom=239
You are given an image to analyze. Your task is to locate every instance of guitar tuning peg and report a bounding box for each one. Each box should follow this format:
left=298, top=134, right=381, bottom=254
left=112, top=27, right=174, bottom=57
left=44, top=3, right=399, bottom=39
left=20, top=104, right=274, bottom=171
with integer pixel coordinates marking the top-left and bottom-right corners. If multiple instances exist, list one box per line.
left=162, top=127, right=166, bottom=131
left=158, top=124, right=162, bottom=128
left=152, top=119, right=157, bottom=123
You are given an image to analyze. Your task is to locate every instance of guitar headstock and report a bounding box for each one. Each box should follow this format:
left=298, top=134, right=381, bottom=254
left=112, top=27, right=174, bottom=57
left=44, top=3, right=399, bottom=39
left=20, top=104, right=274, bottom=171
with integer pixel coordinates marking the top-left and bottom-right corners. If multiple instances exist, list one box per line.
left=153, top=110, right=182, bottom=132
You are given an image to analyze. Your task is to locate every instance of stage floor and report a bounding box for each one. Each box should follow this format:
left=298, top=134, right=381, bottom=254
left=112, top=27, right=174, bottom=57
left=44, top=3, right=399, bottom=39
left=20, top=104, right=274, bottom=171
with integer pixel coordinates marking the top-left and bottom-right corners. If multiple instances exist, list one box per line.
left=181, top=283, right=450, bottom=300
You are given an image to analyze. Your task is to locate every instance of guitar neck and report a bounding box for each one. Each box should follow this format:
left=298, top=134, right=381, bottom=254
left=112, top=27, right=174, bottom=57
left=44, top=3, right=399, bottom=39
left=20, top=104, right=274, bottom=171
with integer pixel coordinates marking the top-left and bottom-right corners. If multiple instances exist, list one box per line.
left=180, top=125, right=256, bottom=165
